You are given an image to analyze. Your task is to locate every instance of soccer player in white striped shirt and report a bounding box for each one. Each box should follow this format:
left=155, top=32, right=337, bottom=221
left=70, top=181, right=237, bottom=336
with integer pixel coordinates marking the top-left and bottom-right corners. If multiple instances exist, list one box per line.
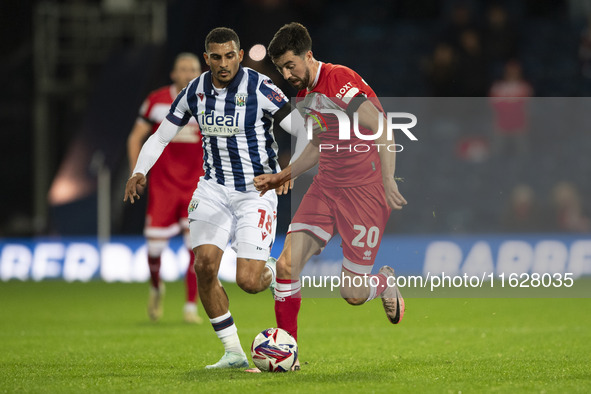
left=124, top=27, right=308, bottom=369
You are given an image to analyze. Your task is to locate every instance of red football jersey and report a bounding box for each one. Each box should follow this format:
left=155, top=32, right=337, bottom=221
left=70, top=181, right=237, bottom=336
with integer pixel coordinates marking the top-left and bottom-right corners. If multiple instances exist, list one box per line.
left=489, top=80, right=533, bottom=133
left=139, top=85, right=204, bottom=194
left=297, top=63, right=384, bottom=187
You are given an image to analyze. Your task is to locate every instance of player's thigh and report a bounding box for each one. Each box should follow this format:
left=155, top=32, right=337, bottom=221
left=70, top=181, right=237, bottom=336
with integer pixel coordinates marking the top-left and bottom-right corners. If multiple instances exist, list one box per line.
left=231, top=191, right=277, bottom=261
left=188, top=180, right=232, bottom=251
left=289, top=181, right=336, bottom=246
left=335, top=184, right=390, bottom=275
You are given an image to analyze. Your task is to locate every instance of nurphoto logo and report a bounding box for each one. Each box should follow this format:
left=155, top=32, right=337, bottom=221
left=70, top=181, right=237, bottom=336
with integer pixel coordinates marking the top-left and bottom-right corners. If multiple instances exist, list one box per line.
left=304, top=108, right=418, bottom=152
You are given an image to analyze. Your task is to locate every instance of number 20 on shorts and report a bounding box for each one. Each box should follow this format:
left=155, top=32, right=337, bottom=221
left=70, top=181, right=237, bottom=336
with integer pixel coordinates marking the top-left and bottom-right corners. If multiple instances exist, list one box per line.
left=352, top=225, right=380, bottom=248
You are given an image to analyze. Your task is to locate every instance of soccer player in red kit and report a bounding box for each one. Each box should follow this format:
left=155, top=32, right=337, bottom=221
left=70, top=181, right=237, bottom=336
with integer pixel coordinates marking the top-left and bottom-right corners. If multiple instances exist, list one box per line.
left=254, top=23, right=407, bottom=370
left=127, top=53, right=204, bottom=323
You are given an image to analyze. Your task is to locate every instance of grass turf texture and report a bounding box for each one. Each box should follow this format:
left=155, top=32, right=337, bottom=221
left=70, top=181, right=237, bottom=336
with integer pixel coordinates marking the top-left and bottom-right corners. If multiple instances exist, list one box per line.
left=1, top=281, right=590, bottom=393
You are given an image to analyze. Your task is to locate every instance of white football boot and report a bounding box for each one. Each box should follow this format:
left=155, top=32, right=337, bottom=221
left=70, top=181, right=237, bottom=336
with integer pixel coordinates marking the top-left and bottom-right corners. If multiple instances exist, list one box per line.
left=378, top=266, right=405, bottom=324
left=205, top=351, right=249, bottom=369
left=265, top=257, right=277, bottom=293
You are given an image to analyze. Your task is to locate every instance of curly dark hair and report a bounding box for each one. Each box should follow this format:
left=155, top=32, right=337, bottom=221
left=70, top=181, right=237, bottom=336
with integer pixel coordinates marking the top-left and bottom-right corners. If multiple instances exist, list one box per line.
left=268, top=22, right=312, bottom=60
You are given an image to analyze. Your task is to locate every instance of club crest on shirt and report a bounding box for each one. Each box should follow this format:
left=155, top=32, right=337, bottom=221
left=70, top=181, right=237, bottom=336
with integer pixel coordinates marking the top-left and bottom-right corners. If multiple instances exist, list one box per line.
left=235, top=93, right=247, bottom=107
left=188, top=199, right=199, bottom=214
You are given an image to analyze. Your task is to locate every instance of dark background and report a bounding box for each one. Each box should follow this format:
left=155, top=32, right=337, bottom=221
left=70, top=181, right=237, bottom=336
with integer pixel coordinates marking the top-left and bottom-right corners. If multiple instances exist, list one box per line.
left=2, top=0, right=590, bottom=237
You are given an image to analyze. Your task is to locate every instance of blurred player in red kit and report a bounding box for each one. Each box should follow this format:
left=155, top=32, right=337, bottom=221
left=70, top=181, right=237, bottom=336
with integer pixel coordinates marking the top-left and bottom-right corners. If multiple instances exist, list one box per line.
left=489, top=60, right=533, bottom=156
left=254, top=23, right=407, bottom=370
left=127, top=53, right=204, bottom=323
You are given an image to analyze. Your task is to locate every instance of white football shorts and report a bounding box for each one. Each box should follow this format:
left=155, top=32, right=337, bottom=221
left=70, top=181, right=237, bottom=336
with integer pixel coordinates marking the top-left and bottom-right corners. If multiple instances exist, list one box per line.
left=188, top=178, right=277, bottom=261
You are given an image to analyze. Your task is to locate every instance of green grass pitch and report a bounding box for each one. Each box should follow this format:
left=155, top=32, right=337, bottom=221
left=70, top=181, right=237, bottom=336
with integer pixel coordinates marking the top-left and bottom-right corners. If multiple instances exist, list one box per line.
left=1, top=280, right=590, bottom=393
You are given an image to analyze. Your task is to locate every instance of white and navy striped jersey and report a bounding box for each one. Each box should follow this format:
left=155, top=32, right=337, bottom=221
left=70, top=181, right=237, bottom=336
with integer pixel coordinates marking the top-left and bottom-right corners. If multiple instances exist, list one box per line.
left=166, top=66, right=288, bottom=192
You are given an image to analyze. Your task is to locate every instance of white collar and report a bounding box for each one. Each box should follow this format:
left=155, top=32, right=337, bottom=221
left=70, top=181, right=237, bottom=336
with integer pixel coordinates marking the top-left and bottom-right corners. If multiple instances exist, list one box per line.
left=308, top=61, right=322, bottom=91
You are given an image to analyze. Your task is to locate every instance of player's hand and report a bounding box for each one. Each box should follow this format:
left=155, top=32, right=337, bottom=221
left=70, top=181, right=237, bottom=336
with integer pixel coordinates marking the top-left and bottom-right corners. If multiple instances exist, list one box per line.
left=383, top=177, right=407, bottom=210
left=124, top=173, right=147, bottom=204
left=275, top=179, right=294, bottom=196
left=254, top=173, right=284, bottom=196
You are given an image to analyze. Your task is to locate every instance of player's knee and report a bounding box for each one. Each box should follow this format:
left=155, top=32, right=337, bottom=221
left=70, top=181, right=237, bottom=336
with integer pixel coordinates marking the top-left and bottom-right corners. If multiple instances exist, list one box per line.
left=340, top=286, right=366, bottom=305
left=192, top=257, right=198, bottom=275
left=193, top=253, right=217, bottom=281
left=195, top=263, right=217, bottom=283
left=343, top=297, right=365, bottom=306
left=235, top=273, right=259, bottom=294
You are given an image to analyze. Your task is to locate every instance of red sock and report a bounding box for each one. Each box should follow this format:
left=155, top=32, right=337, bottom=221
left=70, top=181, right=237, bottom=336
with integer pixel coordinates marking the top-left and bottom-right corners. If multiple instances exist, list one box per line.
left=148, top=255, right=161, bottom=289
left=186, top=248, right=198, bottom=303
left=275, top=279, right=301, bottom=341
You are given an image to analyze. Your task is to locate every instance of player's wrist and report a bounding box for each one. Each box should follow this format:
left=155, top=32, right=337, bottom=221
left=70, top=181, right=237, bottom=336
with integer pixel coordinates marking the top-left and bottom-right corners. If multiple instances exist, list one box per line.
left=279, top=168, right=292, bottom=184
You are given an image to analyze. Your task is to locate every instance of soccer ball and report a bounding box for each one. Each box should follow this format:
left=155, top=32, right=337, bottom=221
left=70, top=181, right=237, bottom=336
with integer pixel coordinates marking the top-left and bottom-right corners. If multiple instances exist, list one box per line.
left=250, top=328, right=298, bottom=372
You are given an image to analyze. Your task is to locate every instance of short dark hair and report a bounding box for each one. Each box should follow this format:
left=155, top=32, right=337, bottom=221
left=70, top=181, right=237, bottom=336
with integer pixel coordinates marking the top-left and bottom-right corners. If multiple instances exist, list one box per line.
left=268, top=22, right=312, bottom=60
left=205, top=27, right=240, bottom=52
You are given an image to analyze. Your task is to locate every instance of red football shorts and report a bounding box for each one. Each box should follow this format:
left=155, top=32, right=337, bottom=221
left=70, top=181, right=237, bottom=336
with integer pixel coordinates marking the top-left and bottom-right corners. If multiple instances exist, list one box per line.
left=288, top=180, right=391, bottom=273
left=144, top=179, right=193, bottom=238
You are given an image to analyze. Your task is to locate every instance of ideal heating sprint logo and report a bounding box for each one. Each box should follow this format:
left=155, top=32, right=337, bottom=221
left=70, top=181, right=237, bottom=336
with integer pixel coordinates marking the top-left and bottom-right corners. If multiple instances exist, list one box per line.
left=198, top=111, right=240, bottom=137
left=305, top=107, right=418, bottom=152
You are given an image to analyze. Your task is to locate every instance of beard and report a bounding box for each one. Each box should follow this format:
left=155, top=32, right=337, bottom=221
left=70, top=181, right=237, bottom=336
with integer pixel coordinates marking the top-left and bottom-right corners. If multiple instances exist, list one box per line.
left=289, top=68, right=311, bottom=90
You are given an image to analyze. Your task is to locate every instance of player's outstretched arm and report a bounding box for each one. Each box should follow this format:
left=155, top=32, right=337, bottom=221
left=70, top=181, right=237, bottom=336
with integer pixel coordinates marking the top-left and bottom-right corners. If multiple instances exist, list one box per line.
left=272, top=103, right=311, bottom=196
left=123, top=118, right=182, bottom=204
left=127, top=119, right=152, bottom=173
left=357, top=100, right=407, bottom=210
left=254, top=171, right=290, bottom=197
left=254, top=139, right=320, bottom=196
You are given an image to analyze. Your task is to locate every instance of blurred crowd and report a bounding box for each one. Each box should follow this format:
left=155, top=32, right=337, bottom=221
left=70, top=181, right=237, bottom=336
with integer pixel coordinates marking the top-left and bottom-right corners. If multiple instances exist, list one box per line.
left=1, top=0, right=590, bottom=236
left=424, top=3, right=519, bottom=97
left=502, top=182, right=590, bottom=233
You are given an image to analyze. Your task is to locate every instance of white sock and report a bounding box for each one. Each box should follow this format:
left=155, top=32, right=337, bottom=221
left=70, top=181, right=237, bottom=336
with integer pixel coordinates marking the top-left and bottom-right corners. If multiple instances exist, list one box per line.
left=274, top=280, right=301, bottom=299
left=366, top=285, right=378, bottom=303
left=210, top=311, right=244, bottom=355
